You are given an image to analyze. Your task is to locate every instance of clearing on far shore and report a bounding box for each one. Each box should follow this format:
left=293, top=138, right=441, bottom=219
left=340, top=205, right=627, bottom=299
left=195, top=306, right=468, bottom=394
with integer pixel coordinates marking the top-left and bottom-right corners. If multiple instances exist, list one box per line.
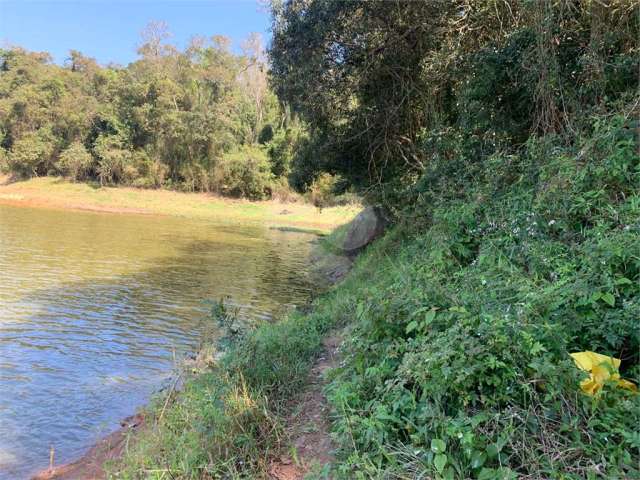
left=0, top=175, right=360, bottom=234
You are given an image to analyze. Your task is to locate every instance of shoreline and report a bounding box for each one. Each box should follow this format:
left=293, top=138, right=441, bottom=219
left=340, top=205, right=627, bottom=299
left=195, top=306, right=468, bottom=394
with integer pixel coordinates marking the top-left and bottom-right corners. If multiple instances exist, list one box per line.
left=26, top=222, right=358, bottom=479
left=0, top=175, right=360, bottom=234
left=30, top=414, right=145, bottom=480
left=8, top=179, right=358, bottom=478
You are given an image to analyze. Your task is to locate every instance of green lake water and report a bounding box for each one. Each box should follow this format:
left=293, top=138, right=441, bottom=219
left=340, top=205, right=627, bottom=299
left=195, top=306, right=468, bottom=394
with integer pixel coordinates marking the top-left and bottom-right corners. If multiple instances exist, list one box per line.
left=0, top=204, right=316, bottom=479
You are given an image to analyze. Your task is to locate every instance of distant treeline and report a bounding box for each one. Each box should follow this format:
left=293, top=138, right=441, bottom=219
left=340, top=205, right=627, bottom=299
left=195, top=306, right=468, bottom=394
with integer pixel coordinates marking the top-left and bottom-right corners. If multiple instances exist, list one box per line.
left=0, top=23, right=319, bottom=200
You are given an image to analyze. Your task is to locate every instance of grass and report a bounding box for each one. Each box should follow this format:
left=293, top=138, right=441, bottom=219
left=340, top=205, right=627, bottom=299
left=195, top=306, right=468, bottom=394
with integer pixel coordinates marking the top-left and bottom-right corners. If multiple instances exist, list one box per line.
left=316, top=116, right=640, bottom=479
left=0, top=175, right=360, bottom=234
left=111, top=297, right=343, bottom=479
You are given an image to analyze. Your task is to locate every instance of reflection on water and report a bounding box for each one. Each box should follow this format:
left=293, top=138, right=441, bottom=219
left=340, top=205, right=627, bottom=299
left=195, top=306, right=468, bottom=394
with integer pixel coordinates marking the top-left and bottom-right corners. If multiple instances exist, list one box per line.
left=0, top=204, right=315, bottom=479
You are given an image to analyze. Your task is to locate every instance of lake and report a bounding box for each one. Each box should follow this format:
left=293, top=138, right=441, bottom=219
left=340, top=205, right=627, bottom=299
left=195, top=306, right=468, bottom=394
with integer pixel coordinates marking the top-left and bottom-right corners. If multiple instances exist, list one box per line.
left=0, top=204, right=316, bottom=479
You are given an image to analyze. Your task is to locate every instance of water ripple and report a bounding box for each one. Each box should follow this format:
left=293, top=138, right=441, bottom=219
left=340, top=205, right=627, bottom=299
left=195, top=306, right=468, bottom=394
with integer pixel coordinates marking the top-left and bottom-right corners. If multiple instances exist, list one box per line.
left=0, top=204, right=315, bottom=479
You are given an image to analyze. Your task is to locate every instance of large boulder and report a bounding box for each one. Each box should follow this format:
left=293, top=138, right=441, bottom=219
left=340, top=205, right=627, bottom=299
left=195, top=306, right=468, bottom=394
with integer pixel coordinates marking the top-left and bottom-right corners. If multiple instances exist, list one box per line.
left=342, top=206, right=387, bottom=255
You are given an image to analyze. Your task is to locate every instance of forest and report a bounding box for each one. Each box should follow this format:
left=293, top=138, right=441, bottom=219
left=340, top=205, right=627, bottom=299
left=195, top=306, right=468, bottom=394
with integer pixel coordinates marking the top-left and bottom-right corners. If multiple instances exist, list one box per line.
left=0, top=23, right=316, bottom=200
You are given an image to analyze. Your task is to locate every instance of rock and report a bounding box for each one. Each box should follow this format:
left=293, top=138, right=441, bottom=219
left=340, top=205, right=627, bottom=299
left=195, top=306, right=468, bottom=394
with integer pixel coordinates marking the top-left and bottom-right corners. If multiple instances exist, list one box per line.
left=341, top=206, right=387, bottom=254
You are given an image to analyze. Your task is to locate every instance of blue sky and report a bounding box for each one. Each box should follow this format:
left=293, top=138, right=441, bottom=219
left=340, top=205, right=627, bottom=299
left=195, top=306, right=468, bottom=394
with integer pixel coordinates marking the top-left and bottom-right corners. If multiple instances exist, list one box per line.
left=0, top=0, right=271, bottom=65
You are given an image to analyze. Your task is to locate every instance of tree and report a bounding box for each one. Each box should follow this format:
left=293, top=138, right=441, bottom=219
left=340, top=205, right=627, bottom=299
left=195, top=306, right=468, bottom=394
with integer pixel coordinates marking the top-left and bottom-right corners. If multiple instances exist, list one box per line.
left=57, top=141, right=93, bottom=181
left=137, top=20, right=174, bottom=61
left=239, top=33, right=269, bottom=143
left=0, top=23, right=299, bottom=198
left=7, top=130, right=54, bottom=178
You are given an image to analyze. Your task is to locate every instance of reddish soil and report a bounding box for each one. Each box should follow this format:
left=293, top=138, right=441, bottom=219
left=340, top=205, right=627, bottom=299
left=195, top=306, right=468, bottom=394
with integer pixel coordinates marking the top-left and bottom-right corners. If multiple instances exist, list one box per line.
left=0, top=195, right=157, bottom=216
left=31, top=414, right=144, bottom=480
left=269, top=335, right=342, bottom=480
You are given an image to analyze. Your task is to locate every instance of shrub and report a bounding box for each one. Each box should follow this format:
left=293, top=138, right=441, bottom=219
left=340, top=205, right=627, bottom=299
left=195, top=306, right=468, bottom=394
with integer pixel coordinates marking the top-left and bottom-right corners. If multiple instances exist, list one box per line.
left=131, top=151, right=168, bottom=189
left=6, top=130, right=55, bottom=178
left=0, top=147, right=8, bottom=173
left=307, top=172, right=340, bottom=210
left=270, top=176, right=301, bottom=203
left=179, top=162, right=211, bottom=192
left=93, top=134, right=132, bottom=186
left=213, top=146, right=273, bottom=200
left=267, top=126, right=301, bottom=178
left=319, top=114, right=640, bottom=479
left=57, top=141, right=93, bottom=181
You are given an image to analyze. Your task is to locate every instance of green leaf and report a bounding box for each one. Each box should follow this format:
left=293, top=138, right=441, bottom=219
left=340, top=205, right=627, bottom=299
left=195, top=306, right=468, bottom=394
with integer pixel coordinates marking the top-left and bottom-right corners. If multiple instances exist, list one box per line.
left=406, top=320, right=418, bottom=334
left=530, top=341, right=546, bottom=355
left=496, top=467, right=517, bottom=480
left=410, top=306, right=431, bottom=317
left=424, top=308, right=437, bottom=324
left=478, top=468, right=497, bottom=480
left=601, top=292, right=615, bottom=307
left=486, top=443, right=500, bottom=459
left=449, top=306, right=467, bottom=313
left=471, top=450, right=487, bottom=469
left=443, top=466, right=455, bottom=480
left=431, top=438, right=447, bottom=453
left=434, top=453, right=447, bottom=473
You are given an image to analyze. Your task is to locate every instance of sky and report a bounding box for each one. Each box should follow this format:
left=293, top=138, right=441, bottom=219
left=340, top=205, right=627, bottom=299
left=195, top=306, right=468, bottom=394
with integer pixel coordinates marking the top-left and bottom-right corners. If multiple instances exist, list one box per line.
left=0, top=0, right=271, bottom=66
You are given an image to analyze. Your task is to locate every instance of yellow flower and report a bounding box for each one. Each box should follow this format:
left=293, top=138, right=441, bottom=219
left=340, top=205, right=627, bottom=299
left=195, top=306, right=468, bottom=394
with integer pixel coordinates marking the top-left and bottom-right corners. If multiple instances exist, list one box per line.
left=569, top=351, right=637, bottom=396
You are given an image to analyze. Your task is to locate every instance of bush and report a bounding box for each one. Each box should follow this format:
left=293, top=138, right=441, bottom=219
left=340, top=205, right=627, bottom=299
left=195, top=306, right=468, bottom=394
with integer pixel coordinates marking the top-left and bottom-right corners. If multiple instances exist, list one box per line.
left=93, top=134, right=132, bottom=186
left=318, top=114, right=640, bottom=479
left=179, top=162, right=211, bottom=192
left=57, top=141, right=93, bottom=181
left=0, top=147, right=8, bottom=174
left=307, top=172, right=340, bottom=210
left=131, top=151, right=168, bottom=189
left=267, top=126, right=302, bottom=178
left=6, top=130, right=55, bottom=178
left=270, top=176, right=301, bottom=203
left=213, top=146, right=273, bottom=200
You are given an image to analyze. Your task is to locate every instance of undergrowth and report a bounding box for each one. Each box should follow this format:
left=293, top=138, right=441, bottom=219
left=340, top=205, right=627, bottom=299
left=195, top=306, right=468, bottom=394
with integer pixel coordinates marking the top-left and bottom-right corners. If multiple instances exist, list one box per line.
left=114, top=112, right=638, bottom=479
left=319, top=112, right=640, bottom=479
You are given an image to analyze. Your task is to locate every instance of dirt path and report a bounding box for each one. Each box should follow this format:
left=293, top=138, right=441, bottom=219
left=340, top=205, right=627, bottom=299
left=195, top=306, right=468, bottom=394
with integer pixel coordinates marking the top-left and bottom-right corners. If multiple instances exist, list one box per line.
left=269, top=335, right=342, bottom=480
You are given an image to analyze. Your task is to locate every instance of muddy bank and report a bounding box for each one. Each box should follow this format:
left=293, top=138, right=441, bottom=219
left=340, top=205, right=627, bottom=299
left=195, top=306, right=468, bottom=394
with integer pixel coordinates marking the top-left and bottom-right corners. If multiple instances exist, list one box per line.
left=31, top=414, right=144, bottom=480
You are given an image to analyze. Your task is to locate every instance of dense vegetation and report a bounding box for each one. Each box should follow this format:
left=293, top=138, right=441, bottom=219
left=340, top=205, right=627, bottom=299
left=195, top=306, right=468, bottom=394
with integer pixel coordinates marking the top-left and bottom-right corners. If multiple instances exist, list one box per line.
left=268, top=0, right=639, bottom=478
left=80, top=0, right=639, bottom=479
left=0, top=24, right=321, bottom=200
left=270, top=0, right=638, bottom=204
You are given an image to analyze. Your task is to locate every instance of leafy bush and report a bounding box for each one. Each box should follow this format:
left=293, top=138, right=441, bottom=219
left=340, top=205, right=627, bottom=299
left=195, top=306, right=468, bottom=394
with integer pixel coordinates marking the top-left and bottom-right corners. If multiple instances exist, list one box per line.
left=57, top=141, right=93, bottom=181
left=307, top=172, right=340, bottom=210
left=93, top=134, right=132, bottom=186
left=267, top=125, right=304, bottom=178
left=213, top=146, right=273, bottom=200
left=0, top=147, right=8, bottom=173
left=270, top=176, right=301, bottom=203
left=6, top=130, right=55, bottom=178
left=179, top=162, right=211, bottom=192
left=271, top=0, right=639, bottom=205
left=317, top=114, right=640, bottom=479
left=131, top=151, right=168, bottom=189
